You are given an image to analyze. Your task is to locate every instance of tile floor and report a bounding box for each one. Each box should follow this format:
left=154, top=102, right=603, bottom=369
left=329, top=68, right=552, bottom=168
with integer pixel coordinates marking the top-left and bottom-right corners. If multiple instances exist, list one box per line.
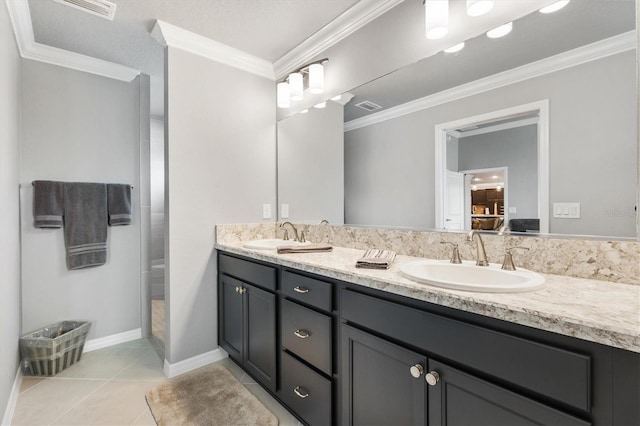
left=11, top=338, right=301, bottom=425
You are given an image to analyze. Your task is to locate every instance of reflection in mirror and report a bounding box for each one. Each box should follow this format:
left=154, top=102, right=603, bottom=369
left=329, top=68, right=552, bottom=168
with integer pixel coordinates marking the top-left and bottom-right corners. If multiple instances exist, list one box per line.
left=277, top=0, right=638, bottom=239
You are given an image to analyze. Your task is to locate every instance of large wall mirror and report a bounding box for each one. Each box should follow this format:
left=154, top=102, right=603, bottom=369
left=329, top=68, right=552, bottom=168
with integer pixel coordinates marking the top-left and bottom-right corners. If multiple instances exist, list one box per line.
left=277, top=0, right=638, bottom=239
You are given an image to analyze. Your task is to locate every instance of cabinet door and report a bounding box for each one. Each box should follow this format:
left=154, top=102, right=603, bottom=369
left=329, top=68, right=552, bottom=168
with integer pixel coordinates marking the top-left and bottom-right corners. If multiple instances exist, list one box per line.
left=245, top=283, right=277, bottom=393
left=427, top=359, right=590, bottom=426
left=219, top=274, right=244, bottom=362
left=342, top=324, right=427, bottom=426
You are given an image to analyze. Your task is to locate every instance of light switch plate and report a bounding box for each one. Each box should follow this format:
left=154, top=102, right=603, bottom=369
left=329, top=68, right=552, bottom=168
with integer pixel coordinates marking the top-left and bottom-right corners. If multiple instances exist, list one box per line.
left=281, top=204, right=289, bottom=219
left=262, top=204, right=271, bottom=219
left=553, top=202, right=580, bottom=218
left=508, top=207, right=517, bottom=213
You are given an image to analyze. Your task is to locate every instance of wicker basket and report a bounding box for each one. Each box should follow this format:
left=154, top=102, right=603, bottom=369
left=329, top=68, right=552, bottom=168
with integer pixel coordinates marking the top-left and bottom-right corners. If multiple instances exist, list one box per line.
left=20, top=321, right=91, bottom=376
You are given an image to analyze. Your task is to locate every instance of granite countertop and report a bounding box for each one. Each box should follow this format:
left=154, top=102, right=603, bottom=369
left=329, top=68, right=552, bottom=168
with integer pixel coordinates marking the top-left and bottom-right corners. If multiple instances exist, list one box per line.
left=215, top=242, right=640, bottom=354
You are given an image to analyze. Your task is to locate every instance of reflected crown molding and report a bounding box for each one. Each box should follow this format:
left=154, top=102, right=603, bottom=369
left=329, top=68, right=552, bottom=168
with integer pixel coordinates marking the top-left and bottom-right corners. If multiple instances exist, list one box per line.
left=5, top=0, right=140, bottom=82
left=345, top=31, right=636, bottom=132
left=273, top=0, right=404, bottom=80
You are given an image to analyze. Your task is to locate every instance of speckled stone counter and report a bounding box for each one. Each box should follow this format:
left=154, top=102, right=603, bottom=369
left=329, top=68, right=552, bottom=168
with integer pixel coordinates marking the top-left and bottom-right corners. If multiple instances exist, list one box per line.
left=215, top=227, right=640, bottom=354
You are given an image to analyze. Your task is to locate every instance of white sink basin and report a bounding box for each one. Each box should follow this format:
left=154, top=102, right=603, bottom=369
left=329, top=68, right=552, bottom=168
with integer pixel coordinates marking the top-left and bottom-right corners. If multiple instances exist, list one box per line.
left=400, top=260, right=545, bottom=293
left=242, top=239, right=312, bottom=250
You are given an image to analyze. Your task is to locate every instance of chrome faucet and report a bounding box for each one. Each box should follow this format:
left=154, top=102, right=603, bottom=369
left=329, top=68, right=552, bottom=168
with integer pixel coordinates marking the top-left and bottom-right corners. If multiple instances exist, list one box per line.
left=280, top=221, right=300, bottom=242
left=466, top=230, right=489, bottom=266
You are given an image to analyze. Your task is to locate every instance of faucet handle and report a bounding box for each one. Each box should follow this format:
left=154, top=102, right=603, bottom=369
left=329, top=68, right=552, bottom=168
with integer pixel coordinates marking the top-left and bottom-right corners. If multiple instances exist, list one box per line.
left=283, top=229, right=290, bottom=240
left=501, top=247, right=529, bottom=271
left=440, top=242, right=462, bottom=264
left=299, top=230, right=306, bottom=243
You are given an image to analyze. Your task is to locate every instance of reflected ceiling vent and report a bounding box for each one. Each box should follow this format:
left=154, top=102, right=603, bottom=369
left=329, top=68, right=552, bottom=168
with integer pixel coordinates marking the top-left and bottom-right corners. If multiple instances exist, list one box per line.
left=53, top=0, right=117, bottom=20
left=354, top=100, right=383, bottom=112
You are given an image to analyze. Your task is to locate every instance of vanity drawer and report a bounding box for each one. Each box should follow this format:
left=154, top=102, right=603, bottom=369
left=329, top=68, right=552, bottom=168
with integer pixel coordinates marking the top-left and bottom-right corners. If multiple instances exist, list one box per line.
left=341, top=288, right=591, bottom=412
left=282, top=299, right=332, bottom=375
left=218, top=254, right=276, bottom=291
left=282, top=270, right=332, bottom=312
left=280, top=351, right=332, bottom=426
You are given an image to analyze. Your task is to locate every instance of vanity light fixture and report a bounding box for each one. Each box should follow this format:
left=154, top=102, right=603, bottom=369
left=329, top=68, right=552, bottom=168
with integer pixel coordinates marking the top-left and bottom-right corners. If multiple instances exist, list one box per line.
left=314, top=102, right=327, bottom=109
left=466, top=0, right=493, bottom=17
left=444, top=42, right=465, bottom=53
left=425, top=0, right=449, bottom=40
left=539, top=0, right=570, bottom=14
left=486, top=21, right=513, bottom=38
left=276, top=58, right=328, bottom=108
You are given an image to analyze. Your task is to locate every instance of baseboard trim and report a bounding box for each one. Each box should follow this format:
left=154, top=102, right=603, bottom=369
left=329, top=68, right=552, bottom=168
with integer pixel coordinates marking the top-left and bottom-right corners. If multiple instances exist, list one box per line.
left=1, top=366, right=23, bottom=426
left=83, top=328, right=143, bottom=352
left=163, top=348, right=228, bottom=378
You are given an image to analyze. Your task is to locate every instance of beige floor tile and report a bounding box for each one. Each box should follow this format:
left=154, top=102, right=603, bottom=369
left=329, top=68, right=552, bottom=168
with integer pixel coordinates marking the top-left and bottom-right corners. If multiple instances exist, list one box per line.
left=55, top=346, right=148, bottom=380
left=113, top=349, right=165, bottom=380
left=130, top=407, right=157, bottom=426
left=19, top=377, right=44, bottom=394
left=11, top=378, right=106, bottom=426
left=51, top=380, right=163, bottom=425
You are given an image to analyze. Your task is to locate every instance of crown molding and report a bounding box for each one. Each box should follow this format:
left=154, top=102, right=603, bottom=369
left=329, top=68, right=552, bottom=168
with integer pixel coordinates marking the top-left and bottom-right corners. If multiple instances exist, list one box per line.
left=151, top=20, right=275, bottom=80
left=5, top=0, right=139, bottom=82
left=345, top=31, right=636, bottom=132
left=273, top=0, right=404, bottom=80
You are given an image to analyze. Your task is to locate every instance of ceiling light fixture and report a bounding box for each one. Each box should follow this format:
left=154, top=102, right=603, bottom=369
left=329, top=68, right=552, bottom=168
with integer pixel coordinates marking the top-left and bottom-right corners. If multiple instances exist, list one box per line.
left=466, top=0, right=493, bottom=17
left=486, top=21, right=512, bottom=38
left=331, top=94, right=342, bottom=101
left=314, top=102, right=327, bottom=109
left=444, top=42, right=465, bottom=53
left=276, top=58, right=328, bottom=108
left=300, top=109, right=309, bottom=114
left=425, top=0, right=449, bottom=40
left=539, top=0, right=570, bottom=14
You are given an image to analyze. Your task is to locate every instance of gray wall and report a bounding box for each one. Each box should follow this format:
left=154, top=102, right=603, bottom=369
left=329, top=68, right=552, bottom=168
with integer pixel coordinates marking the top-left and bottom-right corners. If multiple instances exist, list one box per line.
left=20, top=60, right=143, bottom=340
left=0, top=0, right=22, bottom=420
left=345, top=50, right=636, bottom=237
left=458, top=124, right=538, bottom=219
left=165, top=47, right=276, bottom=364
left=277, top=101, right=344, bottom=225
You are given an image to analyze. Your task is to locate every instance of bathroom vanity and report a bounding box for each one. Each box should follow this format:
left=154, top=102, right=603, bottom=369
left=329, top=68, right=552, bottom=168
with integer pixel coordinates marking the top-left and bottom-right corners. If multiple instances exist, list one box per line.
left=216, top=242, right=640, bottom=426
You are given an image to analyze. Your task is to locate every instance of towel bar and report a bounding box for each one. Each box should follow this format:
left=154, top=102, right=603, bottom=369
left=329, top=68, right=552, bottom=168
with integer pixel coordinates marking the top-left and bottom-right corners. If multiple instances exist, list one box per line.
left=32, top=181, right=134, bottom=189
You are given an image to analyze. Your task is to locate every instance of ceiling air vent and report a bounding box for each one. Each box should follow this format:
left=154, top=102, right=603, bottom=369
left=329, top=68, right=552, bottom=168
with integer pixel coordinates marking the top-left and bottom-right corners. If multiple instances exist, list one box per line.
left=355, top=100, right=383, bottom=112
left=53, top=0, right=117, bottom=21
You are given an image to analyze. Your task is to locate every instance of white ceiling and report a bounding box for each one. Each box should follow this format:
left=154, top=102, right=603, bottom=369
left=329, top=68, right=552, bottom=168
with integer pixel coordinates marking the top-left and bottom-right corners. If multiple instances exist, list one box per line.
left=27, top=0, right=362, bottom=117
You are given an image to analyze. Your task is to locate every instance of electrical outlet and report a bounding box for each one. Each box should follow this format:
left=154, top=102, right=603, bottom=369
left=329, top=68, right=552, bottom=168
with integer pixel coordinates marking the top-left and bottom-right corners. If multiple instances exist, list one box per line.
left=281, top=204, right=289, bottom=219
left=262, top=204, right=271, bottom=219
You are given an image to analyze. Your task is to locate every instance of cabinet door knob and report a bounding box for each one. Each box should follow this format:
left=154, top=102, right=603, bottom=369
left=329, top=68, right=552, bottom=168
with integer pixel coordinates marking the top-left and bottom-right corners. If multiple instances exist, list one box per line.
left=238, top=287, right=246, bottom=294
left=293, top=286, right=309, bottom=294
left=235, top=286, right=240, bottom=293
left=409, top=364, right=424, bottom=378
left=293, top=386, right=309, bottom=399
left=425, top=371, right=440, bottom=386
left=294, top=329, right=311, bottom=339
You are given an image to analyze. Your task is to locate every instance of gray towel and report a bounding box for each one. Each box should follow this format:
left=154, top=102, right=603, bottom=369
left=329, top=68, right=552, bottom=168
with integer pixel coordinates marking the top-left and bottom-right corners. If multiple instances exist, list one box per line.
left=356, top=249, right=397, bottom=270
left=63, top=183, right=108, bottom=270
left=107, top=184, right=132, bottom=226
left=33, top=180, right=64, bottom=228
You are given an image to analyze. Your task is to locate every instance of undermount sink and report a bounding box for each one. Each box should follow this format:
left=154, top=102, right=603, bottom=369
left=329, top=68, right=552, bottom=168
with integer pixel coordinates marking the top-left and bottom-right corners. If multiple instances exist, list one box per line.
left=242, top=239, right=312, bottom=250
left=400, top=260, right=545, bottom=293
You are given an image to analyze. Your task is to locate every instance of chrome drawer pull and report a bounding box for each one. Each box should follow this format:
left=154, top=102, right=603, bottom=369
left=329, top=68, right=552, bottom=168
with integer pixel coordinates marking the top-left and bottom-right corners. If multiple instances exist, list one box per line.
left=293, top=286, right=309, bottom=294
left=293, top=386, right=309, bottom=399
left=425, top=371, right=440, bottom=386
left=294, top=329, right=311, bottom=339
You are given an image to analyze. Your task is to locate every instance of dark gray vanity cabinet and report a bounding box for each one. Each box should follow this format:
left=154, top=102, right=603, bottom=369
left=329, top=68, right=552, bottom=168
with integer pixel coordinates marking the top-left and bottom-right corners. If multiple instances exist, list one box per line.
left=218, top=254, right=277, bottom=393
left=278, top=270, right=334, bottom=426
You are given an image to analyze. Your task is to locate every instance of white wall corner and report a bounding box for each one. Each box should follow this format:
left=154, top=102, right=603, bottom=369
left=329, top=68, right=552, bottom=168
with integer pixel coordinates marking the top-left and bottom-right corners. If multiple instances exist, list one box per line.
left=344, top=31, right=637, bottom=132
left=151, top=20, right=275, bottom=81
left=83, top=328, right=143, bottom=352
left=163, top=348, right=228, bottom=378
left=273, top=0, right=404, bottom=79
left=1, top=367, right=23, bottom=426
left=5, top=0, right=139, bottom=82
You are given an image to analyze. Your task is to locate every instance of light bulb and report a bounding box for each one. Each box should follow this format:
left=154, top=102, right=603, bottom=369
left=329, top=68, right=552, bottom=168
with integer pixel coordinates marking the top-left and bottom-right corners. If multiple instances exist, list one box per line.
left=277, top=82, right=290, bottom=108
left=467, top=0, right=493, bottom=17
left=425, top=0, right=448, bottom=40
left=309, top=63, right=324, bottom=94
left=288, top=72, right=303, bottom=101
left=539, top=0, right=570, bottom=14
left=487, top=22, right=512, bottom=39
